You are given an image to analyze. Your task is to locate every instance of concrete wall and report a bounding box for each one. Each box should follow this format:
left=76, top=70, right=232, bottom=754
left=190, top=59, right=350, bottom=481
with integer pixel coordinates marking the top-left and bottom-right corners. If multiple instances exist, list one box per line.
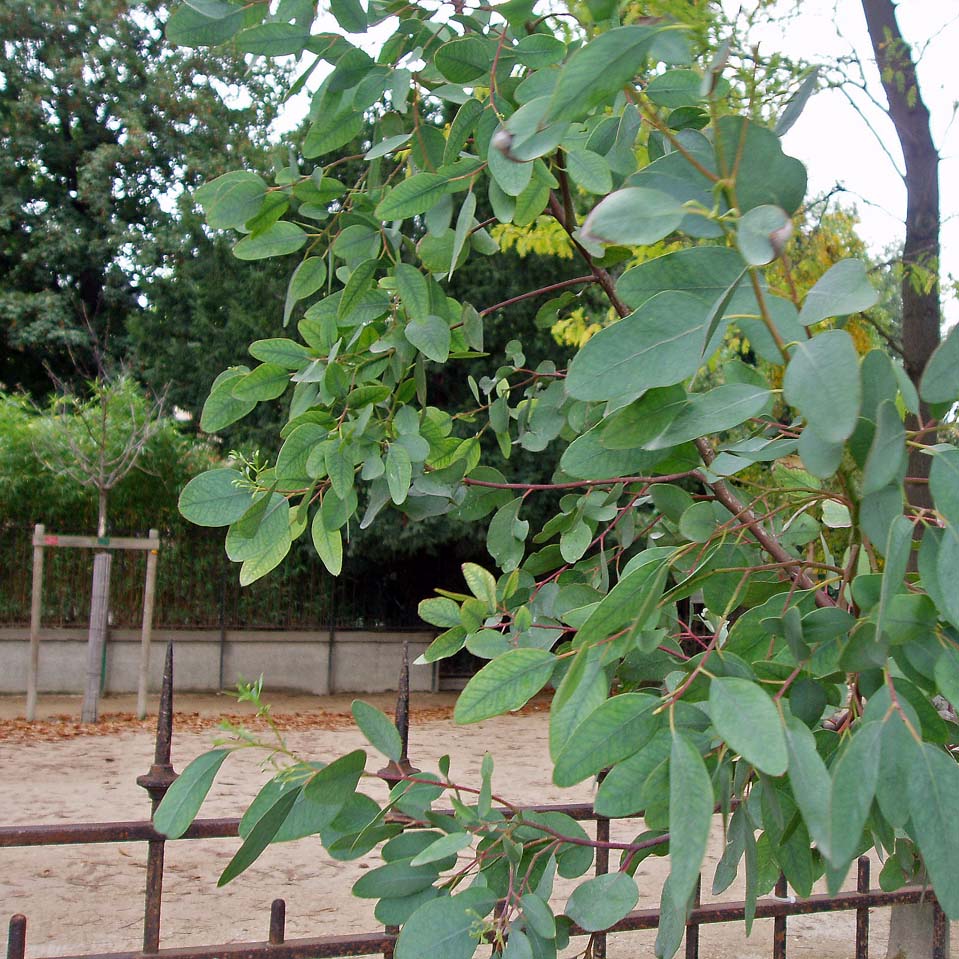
left=0, top=627, right=437, bottom=696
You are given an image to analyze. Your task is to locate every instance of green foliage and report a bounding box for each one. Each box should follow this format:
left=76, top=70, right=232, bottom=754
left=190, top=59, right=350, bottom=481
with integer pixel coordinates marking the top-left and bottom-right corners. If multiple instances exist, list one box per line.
left=161, top=3, right=959, bottom=956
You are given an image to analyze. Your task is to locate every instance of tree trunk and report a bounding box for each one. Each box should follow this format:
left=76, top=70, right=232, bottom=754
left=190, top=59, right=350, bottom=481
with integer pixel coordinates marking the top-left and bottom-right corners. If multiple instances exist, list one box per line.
left=81, top=551, right=112, bottom=723
left=860, top=4, right=942, bottom=955
left=861, top=0, right=941, bottom=509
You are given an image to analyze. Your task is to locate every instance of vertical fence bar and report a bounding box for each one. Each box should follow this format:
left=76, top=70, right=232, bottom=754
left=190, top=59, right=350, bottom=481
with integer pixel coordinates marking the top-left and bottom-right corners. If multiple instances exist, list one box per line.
left=6, top=915, right=26, bottom=959
left=773, top=874, right=788, bottom=959
left=26, top=524, right=44, bottom=721
left=855, top=857, right=869, bottom=959
left=932, top=897, right=947, bottom=959
left=136, top=644, right=177, bottom=953
left=269, top=900, right=286, bottom=945
left=136, top=530, right=160, bottom=720
left=685, top=875, right=701, bottom=959
left=593, top=814, right=610, bottom=959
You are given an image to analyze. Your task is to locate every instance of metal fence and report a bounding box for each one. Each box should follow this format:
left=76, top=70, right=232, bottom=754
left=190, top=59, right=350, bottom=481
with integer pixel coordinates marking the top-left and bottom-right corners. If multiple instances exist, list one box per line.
left=0, top=526, right=425, bottom=631
left=2, top=645, right=949, bottom=959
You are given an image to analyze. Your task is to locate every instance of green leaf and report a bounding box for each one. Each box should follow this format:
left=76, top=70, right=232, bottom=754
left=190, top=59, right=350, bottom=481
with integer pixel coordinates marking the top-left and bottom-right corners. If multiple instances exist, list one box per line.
left=235, top=22, right=309, bottom=56
left=709, top=677, right=787, bottom=776
left=862, top=400, right=906, bottom=496
left=435, top=35, right=491, bottom=83
left=395, top=889, right=496, bottom=959
left=646, top=68, right=707, bottom=108
left=574, top=562, right=669, bottom=650
left=195, top=171, right=268, bottom=230
left=798, top=259, right=879, bottom=326
left=737, top=205, right=791, bottom=266
left=410, top=831, right=472, bottom=866
left=219, top=787, right=299, bottom=885
left=154, top=749, right=230, bottom=839
left=549, top=647, right=608, bottom=762
left=930, top=446, right=959, bottom=525
left=782, top=330, right=861, bottom=443
left=419, top=597, right=461, bottom=628
left=564, top=149, right=613, bottom=196
left=406, top=315, right=451, bottom=363
left=376, top=172, right=454, bottom=221
left=566, top=292, right=711, bottom=401
left=166, top=4, right=249, bottom=46
left=226, top=493, right=290, bottom=562
left=617, top=247, right=746, bottom=311
left=352, top=700, right=402, bottom=762
left=462, top=562, right=497, bottom=609
left=338, top=258, right=379, bottom=323
left=580, top=188, right=684, bottom=246
left=827, top=723, right=881, bottom=867
left=234, top=221, right=307, bottom=260
left=330, top=0, right=367, bottom=33
left=386, top=443, right=412, bottom=505
left=179, top=469, right=253, bottom=527
left=546, top=25, right=669, bottom=122
left=553, top=692, right=658, bottom=787
left=249, top=338, right=311, bottom=369
left=646, top=384, right=770, bottom=449
left=920, top=324, right=959, bottom=404
left=907, top=743, right=959, bottom=916
left=232, top=363, right=289, bottom=402
left=311, top=511, right=343, bottom=575
left=454, top=648, right=555, bottom=724
left=302, top=749, right=367, bottom=828
left=667, top=731, right=713, bottom=910
left=200, top=367, right=257, bottom=432
left=564, top=872, right=638, bottom=932
left=284, top=258, right=328, bottom=326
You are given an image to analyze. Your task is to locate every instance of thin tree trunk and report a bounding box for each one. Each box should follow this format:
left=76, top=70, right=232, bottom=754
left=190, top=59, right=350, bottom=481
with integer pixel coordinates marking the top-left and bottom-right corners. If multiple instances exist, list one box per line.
left=861, top=0, right=941, bottom=510
left=860, top=6, right=942, bottom=955
left=81, top=550, right=112, bottom=723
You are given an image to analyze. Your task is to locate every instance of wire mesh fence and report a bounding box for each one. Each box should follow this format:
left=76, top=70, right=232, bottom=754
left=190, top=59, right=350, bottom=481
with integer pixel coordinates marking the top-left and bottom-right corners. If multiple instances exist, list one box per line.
left=0, top=525, right=424, bottom=631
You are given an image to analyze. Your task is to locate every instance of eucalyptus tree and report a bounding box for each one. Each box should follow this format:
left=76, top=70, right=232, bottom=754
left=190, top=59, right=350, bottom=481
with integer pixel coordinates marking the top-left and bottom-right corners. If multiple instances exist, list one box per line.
left=161, top=2, right=959, bottom=956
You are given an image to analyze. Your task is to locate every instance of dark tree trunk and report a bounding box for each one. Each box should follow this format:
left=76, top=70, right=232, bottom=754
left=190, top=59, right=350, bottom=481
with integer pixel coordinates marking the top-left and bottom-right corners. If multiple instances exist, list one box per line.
left=861, top=0, right=941, bottom=511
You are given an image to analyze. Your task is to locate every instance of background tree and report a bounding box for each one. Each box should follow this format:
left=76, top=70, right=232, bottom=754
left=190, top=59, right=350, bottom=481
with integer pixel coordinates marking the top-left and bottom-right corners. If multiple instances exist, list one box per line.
left=0, top=0, right=284, bottom=395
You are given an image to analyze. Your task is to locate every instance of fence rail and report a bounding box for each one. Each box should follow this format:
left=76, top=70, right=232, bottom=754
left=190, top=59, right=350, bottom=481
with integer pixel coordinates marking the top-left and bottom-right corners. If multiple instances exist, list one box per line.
left=3, top=645, right=950, bottom=959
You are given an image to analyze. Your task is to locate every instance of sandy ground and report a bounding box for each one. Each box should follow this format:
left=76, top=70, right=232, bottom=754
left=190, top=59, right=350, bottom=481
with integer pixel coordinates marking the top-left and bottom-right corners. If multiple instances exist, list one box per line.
left=0, top=691, right=954, bottom=959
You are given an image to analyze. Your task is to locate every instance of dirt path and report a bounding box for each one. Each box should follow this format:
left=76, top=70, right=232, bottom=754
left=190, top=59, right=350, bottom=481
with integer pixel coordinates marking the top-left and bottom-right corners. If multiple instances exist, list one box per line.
left=0, top=693, right=951, bottom=958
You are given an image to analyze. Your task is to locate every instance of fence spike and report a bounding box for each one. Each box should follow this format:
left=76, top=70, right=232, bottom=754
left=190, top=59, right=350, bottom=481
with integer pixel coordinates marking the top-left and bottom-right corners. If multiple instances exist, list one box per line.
left=269, top=900, right=286, bottom=945
left=377, top=641, right=418, bottom=783
left=6, top=915, right=26, bottom=959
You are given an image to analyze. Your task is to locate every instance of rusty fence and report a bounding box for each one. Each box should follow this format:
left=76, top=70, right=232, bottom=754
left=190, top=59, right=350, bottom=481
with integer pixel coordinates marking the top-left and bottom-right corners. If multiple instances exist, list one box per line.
left=2, top=644, right=950, bottom=959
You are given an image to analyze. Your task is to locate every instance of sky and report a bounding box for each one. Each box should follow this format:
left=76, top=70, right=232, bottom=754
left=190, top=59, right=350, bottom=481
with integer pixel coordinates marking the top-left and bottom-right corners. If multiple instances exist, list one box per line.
left=726, top=0, right=958, bottom=323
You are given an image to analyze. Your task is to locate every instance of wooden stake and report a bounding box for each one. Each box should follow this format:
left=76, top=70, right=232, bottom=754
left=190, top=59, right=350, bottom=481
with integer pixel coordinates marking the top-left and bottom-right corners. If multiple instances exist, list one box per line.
left=136, top=530, right=160, bottom=720
left=26, top=524, right=45, bottom=722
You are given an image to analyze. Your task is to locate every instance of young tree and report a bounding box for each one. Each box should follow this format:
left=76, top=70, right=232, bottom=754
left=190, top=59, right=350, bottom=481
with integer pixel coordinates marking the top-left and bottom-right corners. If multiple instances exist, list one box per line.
left=160, top=3, right=959, bottom=956
left=34, top=373, right=169, bottom=722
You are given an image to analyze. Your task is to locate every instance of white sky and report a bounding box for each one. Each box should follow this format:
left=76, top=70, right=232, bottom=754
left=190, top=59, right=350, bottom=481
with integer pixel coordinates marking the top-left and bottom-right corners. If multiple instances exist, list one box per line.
left=734, top=0, right=958, bottom=323
left=280, top=0, right=957, bottom=321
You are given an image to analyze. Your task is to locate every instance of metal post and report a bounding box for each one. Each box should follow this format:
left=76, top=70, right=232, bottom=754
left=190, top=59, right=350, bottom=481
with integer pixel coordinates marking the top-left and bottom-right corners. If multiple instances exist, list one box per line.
left=26, top=524, right=44, bottom=721
left=932, top=897, right=947, bottom=959
left=136, top=530, right=160, bottom=720
left=855, top=857, right=869, bottom=959
left=6, top=915, right=26, bottom=959
left=377, top=643, right=418, bottom=783
left=136, top=644, right=178, bottom=952
left=593, top=814, right=610, bottom=959
left=773, top=874, right=788, bottom=959
left=685, top=875, right=702, bottom=959
left=269, top=900, right=286, bottom=945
